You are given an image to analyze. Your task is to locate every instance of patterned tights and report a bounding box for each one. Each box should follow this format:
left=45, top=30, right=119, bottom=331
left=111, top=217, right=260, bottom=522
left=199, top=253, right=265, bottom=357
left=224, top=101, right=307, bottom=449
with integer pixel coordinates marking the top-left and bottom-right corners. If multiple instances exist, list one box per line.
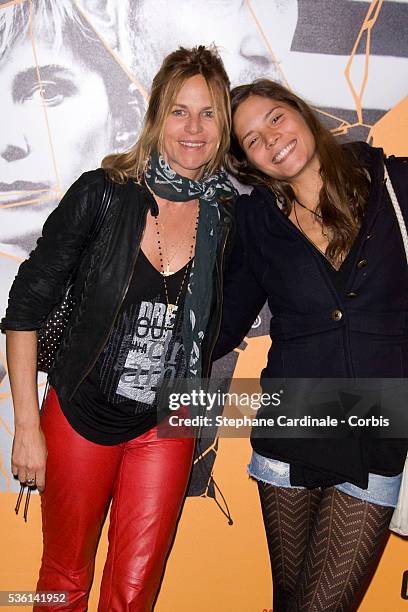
left=257, top=483, right=393, bottom=611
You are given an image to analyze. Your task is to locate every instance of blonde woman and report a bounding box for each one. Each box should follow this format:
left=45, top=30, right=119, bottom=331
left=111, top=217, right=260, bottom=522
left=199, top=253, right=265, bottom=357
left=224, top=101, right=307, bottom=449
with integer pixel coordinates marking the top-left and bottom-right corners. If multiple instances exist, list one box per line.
left=2, top=46, right=235, bottom=611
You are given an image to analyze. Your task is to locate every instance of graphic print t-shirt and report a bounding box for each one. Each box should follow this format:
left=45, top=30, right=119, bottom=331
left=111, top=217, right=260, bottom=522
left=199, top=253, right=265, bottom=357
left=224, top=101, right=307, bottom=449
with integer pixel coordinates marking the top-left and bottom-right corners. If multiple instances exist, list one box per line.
left=64, top=250, right=191, bottom=444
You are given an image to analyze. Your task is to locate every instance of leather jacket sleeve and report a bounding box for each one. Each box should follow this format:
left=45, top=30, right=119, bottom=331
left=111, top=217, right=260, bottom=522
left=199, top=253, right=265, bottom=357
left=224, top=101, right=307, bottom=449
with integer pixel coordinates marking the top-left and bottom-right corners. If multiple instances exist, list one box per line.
left=1, top=169, right=105, bottom=332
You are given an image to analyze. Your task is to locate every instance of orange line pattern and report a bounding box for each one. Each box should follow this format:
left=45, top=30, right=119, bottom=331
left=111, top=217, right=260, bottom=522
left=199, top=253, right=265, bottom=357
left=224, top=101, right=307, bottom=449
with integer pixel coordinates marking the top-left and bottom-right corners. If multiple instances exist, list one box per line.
left=248, top=0, right=386, bottom=135
left=345, top=0, right=383, bottom=125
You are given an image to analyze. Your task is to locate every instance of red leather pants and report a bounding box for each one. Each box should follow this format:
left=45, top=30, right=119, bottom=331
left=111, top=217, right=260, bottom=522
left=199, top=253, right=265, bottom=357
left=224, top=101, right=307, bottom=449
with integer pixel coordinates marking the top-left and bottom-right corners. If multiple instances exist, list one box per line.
left=35, top=387, right=194, bottom=611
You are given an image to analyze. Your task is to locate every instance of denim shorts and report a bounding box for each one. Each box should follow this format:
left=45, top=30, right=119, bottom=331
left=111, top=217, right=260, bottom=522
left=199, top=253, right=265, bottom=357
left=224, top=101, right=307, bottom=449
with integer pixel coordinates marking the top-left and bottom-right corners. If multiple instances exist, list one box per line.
left=248, top=451, right=402, bottom=508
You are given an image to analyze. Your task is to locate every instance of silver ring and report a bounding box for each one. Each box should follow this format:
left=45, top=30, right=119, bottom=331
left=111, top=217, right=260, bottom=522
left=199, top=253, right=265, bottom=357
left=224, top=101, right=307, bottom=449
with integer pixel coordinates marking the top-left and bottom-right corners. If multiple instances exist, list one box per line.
left=26, top=478, right=35, bottom=486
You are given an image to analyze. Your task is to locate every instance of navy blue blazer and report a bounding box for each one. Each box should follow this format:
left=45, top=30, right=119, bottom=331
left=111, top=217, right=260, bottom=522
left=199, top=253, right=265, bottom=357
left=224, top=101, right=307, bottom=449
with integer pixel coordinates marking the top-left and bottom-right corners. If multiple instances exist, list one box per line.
left=215, top=143, right=408, bottom=487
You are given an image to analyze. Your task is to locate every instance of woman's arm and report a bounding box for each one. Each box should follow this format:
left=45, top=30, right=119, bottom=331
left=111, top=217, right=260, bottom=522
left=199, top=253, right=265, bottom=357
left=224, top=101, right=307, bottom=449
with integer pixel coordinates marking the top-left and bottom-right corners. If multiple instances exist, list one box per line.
left=213, top=195, right=267, bottom=360
left=6, top=331, right=47, bottom=491
left=2, top=169, right=106, bottom=490
left=1, top=169, right=105, bottom=332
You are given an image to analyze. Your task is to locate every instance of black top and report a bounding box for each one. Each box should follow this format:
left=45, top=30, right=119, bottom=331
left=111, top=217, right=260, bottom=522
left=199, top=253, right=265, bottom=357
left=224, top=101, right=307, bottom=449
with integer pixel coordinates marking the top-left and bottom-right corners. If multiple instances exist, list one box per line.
left=322, top=229, right=363, bottom=292
left=278, top=211, right=405, bottom=484
left=61, top=250, right=191, bottom=444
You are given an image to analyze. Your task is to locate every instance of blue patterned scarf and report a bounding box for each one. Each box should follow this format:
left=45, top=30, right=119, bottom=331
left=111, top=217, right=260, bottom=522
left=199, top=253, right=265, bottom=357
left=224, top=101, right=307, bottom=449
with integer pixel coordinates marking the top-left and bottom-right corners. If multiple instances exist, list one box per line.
left=144, top=150, right=236, bottom=378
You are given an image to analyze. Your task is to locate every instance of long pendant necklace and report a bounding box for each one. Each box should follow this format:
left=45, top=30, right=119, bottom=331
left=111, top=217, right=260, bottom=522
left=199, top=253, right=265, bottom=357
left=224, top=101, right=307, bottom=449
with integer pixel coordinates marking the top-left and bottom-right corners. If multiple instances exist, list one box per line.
left=144, top=178, right=198, bottom=276
left=294, top=198, right=328, bottom=235
left=158, top=214, right=197, bottom=276
left=293, top=200, right=329, bottom=257
left=154, top=206, right=199, bottom=314
left=294, top=198, right=322, bottom=218
left=293, top=201, right=344, bottom=270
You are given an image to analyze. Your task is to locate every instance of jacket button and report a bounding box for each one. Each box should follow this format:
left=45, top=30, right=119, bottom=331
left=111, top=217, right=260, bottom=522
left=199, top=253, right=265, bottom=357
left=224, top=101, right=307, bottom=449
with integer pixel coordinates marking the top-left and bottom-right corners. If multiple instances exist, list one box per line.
left=331, top=309, right=343, bottom=321
left=366, top=234, right=373, bottom=240
left=347, top=291, right=358, bottom=298
left=357, top=259, right=368, bottom=269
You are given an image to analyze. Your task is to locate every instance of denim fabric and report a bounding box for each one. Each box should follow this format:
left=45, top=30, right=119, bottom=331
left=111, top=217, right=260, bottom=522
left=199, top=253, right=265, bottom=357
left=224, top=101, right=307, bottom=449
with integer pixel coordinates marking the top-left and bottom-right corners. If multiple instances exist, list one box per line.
left=248, top=451, right=402, bottom=508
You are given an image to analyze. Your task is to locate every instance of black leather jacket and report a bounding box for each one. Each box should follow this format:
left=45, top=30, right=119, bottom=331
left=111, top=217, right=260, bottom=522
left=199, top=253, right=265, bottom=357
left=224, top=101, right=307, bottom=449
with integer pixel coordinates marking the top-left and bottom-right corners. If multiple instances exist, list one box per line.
left=1, top=169, right=232, bottom=404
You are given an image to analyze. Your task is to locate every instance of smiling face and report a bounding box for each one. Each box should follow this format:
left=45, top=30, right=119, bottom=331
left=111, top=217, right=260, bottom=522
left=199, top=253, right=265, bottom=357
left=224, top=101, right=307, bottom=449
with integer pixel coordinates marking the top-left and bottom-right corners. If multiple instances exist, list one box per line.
left=161, top=74, right=220, bottom=180
left=233, top=94, right=320, bottom=187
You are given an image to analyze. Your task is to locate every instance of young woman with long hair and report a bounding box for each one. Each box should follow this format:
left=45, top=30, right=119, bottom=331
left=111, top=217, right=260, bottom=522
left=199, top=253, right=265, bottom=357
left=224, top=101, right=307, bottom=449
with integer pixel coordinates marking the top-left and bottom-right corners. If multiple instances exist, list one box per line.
left=214, top=79, right=408, bottom=611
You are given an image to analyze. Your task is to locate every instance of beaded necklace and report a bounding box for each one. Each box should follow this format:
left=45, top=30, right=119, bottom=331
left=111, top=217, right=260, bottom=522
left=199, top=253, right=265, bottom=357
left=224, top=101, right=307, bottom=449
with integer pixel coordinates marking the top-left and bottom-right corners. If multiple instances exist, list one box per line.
left=153, top=205, right=199, bottom=314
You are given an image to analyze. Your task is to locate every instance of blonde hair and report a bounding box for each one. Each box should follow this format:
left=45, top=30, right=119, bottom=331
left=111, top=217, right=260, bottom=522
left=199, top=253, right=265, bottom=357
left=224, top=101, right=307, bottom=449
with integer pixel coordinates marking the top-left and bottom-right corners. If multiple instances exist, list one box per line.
left=102, top=45, right=231, bottom=183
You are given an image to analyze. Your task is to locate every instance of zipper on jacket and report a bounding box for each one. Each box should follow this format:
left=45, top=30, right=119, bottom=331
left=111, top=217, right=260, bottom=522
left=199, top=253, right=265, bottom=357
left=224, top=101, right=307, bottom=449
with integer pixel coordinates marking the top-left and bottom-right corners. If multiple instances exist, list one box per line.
left=69, top=204, right=150, bottom=400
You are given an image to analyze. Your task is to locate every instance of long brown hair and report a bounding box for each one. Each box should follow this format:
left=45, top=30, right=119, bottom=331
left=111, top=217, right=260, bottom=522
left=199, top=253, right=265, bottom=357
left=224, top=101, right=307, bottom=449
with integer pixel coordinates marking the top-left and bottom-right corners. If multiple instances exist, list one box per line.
left=102, top=45, right=231, bottom=183
left=227, top=80, right=370, bottom=264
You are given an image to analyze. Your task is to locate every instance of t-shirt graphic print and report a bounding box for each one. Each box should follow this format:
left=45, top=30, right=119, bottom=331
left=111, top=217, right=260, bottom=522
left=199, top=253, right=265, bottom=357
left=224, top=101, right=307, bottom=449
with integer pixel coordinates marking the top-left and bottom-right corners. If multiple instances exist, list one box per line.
left=99, top=298, right=186, bottom=410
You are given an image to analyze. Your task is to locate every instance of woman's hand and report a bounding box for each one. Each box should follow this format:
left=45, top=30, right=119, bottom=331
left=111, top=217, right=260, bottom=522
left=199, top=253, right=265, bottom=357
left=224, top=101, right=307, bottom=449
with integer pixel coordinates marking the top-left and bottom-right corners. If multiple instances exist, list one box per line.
left=6, top=330, right=46, bottom=491
left=12, top=422, right=47, bottom=492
